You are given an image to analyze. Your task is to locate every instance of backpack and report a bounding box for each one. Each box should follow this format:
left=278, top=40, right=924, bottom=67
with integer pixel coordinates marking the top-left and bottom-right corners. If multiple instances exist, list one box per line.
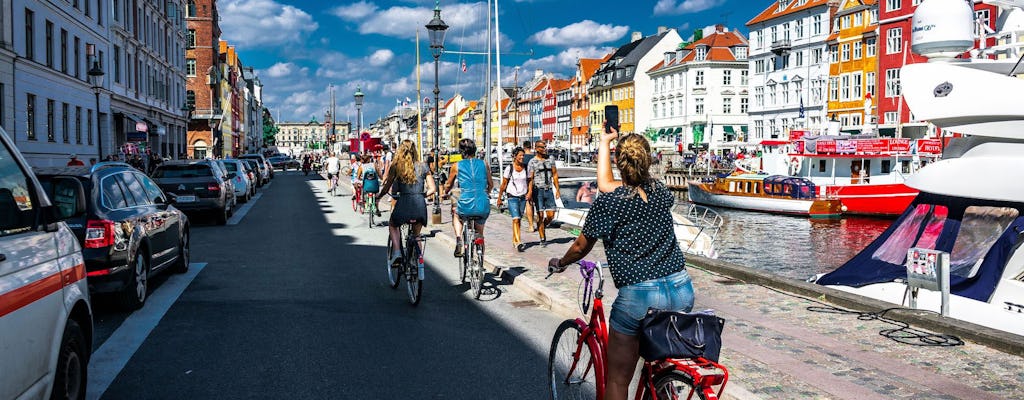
left=362, top=164, right=378, bottom=180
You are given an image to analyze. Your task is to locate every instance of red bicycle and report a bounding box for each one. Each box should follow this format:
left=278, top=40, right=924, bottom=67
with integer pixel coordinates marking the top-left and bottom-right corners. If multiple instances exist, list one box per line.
left=547, top=260, right=729, bottom=400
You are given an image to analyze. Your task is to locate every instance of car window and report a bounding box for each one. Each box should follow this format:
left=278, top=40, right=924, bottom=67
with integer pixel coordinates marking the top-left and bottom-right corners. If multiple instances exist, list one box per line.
left=119, top=172, right=150, bottom=206
left=100, top=174, right=129, bottom=209
left=136, top=174, right=165, bottom=204
left=0, top=142, right=38, bottom=237
left=223, top=162, right=239, bottom=173
left=153, top=165, right=212, bottom=178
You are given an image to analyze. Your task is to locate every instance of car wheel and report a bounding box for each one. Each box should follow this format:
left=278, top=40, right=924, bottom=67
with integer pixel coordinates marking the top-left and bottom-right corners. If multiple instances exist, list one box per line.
left=119, top=252, right=148, bottom=310
left=171, top=230, right=190, bottom=274
left=216, top=207, right=229, bottom=225
left=51, top=319, right=88, bottom=400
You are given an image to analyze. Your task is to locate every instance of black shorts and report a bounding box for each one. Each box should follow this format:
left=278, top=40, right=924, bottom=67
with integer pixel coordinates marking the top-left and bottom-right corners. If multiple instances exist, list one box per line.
left=328, top=173, right=338, bottom=179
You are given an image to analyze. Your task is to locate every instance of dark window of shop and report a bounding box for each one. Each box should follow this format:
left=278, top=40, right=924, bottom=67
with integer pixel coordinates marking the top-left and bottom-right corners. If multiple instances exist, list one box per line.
left=114, top=46, right=121, bottom=83
left=46, top=99, right=55, bottom=142
left=818, top=159, right=826, bottom=173
left=74, top=37, right=80, bottom=78
left=26, top=94, right=35, bottom=140
left=24, top=9, right=34, bottom=61
left=87, top=109, right=93, bottom=145
left=881, top=159, right=891, bottom=173
left=62, top=103, right=69, bottom=143
left=75, top=107, right=82, bottom=144
left=60, top=29, right=67, bottom=73
left=45, top=20, right=53, bottom=68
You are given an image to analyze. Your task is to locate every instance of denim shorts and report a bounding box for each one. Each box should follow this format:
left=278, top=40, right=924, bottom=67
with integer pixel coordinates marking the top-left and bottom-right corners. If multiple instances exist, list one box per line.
left=533, top=188, right=557, bottom=211
left=506, top=196, right=526, bottom=219
left=609, top=270, right=695, bottom=336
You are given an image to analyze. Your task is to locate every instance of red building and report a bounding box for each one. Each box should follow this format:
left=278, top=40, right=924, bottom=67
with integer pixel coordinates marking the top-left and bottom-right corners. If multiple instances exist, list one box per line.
left=877, top=0, right=996, bottom=138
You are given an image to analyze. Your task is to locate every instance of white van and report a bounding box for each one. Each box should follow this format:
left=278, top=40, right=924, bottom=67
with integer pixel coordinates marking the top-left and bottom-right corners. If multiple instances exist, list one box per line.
left=0, top=126, right=93, bottom=400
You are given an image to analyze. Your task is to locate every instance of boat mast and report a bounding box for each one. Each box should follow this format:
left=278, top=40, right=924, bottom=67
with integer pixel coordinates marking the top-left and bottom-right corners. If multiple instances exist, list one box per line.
left=484, top=0, right=493, bottom=163
left=417, top=29, right=423, bottom=156
left=494, top=0, right=503, bottom=175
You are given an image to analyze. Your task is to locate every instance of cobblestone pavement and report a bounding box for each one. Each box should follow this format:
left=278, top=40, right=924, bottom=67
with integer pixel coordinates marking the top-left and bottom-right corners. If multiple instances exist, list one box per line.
left=341, top=174, right=1024, bottom=399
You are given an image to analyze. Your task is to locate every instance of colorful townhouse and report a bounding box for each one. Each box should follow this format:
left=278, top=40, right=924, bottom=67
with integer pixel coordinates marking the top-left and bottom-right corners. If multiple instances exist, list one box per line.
left=588, top=28, right=682, bottom=138
left=647, top=25, right=750, bottom=153
left=877, top=0, right=997, bottom=138
left=747, top=0, right=835, bottom=141
left=571, top=58, right=604, bottom=150
left=827, top=0, right=879, bottom=134
left=555, top=79, right=572, bottom=149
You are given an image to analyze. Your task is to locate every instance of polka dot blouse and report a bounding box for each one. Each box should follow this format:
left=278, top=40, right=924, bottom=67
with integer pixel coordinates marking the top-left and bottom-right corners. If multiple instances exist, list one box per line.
left=581, top=181, right=686, bottom=288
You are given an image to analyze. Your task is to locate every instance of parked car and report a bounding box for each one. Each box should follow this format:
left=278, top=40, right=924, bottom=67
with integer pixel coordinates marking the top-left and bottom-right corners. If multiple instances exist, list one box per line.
left=198, top=160, right=238, bottom=210
left=152, top=161, right=234, bottom=224
left=0, top=126, right=93, bottom=400
left=268, top=155, right=300, bottom=171
left=221, top=159, right=255, bottom=202
left=239, top=153, right=271, bottom=185
left=241, top=159, right=264, bottom=188
left=35, top=162, right=191, bottom=310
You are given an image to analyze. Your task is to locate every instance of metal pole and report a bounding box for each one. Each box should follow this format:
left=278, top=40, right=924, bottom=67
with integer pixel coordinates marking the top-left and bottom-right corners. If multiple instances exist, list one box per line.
left=95, top=90, right=102, bottom=159
left=432, top=53, right=442, bottom=221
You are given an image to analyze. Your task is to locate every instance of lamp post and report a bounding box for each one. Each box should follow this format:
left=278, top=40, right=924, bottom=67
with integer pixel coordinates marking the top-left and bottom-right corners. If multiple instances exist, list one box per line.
left=86, top=44, right=105, bottom=160
left=354, top=86, right=364, bottom=154
left=426, top=1, right=448, bottom=224
left=179, top=104, right=194, bottom=160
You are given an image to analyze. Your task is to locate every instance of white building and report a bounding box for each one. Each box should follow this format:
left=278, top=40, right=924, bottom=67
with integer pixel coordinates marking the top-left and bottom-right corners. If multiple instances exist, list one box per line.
left=647, top=25, right=751, bottom=153
left=629, top=28, right=684, bottom=135
left=746, top=0, right=834, bottom=142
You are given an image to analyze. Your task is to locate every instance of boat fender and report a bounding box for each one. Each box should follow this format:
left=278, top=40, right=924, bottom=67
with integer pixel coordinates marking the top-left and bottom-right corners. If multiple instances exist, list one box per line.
left=789, top=157, right=801, bottom=175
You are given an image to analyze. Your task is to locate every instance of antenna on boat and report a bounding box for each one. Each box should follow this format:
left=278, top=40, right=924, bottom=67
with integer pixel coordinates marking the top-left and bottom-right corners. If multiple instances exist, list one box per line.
left=911, top=0, right=975, bottom=60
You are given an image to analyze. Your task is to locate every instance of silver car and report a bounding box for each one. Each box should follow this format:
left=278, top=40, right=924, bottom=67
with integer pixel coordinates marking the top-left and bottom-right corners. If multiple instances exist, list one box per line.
left=222, top=159, right=256, bottom=202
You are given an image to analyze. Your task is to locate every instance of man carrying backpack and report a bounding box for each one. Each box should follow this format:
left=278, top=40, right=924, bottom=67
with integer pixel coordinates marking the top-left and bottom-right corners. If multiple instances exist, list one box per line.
left=526, top=141, right=559, bottom=247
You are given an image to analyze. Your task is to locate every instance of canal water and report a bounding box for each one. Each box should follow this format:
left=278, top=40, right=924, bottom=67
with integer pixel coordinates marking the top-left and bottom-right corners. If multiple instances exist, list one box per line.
left=674, top=196, right=893, bottom=280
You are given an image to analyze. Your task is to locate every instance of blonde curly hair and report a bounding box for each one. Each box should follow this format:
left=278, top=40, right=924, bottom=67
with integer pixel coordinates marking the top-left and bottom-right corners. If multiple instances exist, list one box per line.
left=391, top=140, right=419, bottom=184
left=616, top=133, right=653, bottom=188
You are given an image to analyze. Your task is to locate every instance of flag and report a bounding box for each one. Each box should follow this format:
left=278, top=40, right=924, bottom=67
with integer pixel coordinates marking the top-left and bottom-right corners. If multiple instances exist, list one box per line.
left=402, top=97, right=409, bottom=107
left=799, top=97, right=805, bottom=119
left=461, top=59, right=467, bottom=72
left=424, top=97, right=430, bottom=104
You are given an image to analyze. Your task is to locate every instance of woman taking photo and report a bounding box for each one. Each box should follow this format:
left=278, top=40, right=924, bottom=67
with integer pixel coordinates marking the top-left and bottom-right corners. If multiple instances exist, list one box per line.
left=548, top=127, right=694, bottom=400
left=379, top=140, right=436, bottom=266
left=496, top=147, right=528, bottom=252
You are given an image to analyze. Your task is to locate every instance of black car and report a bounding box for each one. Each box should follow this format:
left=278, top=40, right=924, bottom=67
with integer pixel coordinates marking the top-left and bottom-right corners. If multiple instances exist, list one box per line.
left=268, top=155, right=300, bottom=171
left=152, top=161, right=235, bottom=225
left=35, top=162, right=190, bottom=309
left=239, top=154, right=271, bottom=185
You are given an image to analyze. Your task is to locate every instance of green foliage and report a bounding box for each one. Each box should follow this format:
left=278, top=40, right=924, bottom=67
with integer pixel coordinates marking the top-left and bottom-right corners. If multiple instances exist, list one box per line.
left=262, top=107, right=278, bottom=146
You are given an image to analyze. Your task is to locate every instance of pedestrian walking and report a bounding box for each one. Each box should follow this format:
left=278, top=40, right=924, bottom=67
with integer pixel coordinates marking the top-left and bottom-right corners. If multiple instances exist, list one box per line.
left=496, top=147, right=528, bottom=252
left=526, top=141, right=559, bottom=247
left=521, top=141, right=536, bottom=231
left=549, top=126, right=694, bottom=400
left=66, top=154, right=85, bottom=166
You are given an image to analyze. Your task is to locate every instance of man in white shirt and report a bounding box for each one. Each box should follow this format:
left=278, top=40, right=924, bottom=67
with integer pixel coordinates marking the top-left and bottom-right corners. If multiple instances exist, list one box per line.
left=325, top=152, right=341, bottom=193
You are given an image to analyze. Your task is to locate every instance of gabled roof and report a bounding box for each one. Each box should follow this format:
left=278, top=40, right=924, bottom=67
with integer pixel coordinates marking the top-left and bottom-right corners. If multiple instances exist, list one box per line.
left=591, top=30, right=674, bottom=89
left=747, top=0, right=832, bottom=26
left=648, top=30, right=748, bottom=73
left=550, top=79, right=572, bottom=92
left=578, top=58, right=603, bottom=82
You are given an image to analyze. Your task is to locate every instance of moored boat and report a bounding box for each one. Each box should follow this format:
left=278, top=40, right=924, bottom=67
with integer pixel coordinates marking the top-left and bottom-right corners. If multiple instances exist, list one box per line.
left=687, top=173, right=844, bottom=218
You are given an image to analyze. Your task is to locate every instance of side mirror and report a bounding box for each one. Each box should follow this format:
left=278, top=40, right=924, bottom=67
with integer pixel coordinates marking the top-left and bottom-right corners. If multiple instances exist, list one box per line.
left=47, top=177, right=86, bottom=221
left=164, top=192, right=178, bottom=205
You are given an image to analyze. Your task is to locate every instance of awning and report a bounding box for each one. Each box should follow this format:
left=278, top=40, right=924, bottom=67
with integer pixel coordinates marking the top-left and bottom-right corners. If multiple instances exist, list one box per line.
left=722, top=126, right=735, bottom=134
left=759, top=140, right=790, bottom=146
left=657, top=128, right=666, bottom=136
left=674, top=127, right=682, bottom=134
left=144, top=119, right=165, bottom=136
left=740, top=126, right=748, bottom=133
left=119, top=113, right=147, bottom=133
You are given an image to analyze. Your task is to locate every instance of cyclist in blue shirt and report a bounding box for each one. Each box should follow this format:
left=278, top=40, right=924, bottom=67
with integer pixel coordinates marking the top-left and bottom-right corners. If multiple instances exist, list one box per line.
left=442, top=139, right=494, bottom=258
left=359, top=154, right=381, bottom=217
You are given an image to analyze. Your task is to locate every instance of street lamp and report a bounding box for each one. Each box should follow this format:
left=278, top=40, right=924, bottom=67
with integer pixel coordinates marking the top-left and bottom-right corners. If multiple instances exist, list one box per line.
left=179, top=103, right=194, bottom=160
left=354, top=86, right=364, bottom=154
left=426, top=1, right=448, bottom=224
left=86, top=44, right=105, bottom=160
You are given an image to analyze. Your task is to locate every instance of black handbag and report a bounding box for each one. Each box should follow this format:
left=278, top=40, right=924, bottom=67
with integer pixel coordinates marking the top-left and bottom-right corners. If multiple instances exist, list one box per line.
left=638, top=308, right=725, bottom=362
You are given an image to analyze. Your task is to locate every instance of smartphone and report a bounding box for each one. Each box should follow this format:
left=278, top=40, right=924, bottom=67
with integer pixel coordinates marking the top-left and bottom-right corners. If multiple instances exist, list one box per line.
left=604, top=105, right=620, bottom=138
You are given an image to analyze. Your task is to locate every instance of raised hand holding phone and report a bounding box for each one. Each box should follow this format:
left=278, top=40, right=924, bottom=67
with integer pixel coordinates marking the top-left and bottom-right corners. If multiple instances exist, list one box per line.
left=597, top=121, right=622, bottom=193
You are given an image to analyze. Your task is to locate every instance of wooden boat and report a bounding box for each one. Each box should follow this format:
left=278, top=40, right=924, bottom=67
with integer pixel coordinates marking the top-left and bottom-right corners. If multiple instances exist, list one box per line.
left=687, top=173, right=844, bottom=218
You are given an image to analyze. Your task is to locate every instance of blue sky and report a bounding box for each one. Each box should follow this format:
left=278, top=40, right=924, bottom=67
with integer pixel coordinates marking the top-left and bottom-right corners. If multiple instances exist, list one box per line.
left=218, top=0, right=769, bottom=125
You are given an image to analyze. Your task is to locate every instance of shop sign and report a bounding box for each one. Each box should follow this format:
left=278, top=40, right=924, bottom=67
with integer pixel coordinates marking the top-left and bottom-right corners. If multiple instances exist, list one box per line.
left=836, top=140, right=857, bottom=153
left=816, top=140, right=836, bottom=153
left=916, top=139, right=943, bottom=154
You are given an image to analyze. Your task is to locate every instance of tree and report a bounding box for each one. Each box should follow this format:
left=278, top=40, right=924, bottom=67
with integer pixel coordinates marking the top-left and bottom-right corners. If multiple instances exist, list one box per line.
left=262, top=107, right=278, bottom=146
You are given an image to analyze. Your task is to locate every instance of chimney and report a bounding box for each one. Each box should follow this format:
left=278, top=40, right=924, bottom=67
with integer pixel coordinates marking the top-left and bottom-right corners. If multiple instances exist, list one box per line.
left=658, top=26, right=668, bottom=34
left=631, top=31, right=643, bottom=42
left=716, top=24, right=725, bottom=33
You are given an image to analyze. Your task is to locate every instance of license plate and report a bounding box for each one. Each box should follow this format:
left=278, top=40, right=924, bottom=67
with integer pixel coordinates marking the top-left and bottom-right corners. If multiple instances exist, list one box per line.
left=177, top=195, right=197, bottom=203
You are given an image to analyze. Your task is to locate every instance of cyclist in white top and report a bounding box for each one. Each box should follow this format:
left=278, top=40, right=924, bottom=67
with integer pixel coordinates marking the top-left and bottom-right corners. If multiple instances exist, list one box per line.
left=325, top=152, right=341, bottom=193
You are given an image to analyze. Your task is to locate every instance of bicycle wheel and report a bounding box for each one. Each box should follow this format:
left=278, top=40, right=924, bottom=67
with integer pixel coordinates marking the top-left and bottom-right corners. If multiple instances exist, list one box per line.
left=549, top=320, right=598, bottom=400
left=459, top=233, right=468, bottom=284
left=644, top=370, right=704, bottom=400
left=367, top=197, right=375, bottom=228
left=405, top=236, right=423, bottom=306
left=386, top=234, right=401, bottom=289
left=471, top=241, right=484, bottom=299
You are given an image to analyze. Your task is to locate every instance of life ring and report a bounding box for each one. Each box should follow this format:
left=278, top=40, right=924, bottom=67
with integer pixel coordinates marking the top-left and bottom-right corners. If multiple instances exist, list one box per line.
left=789, top=157, right=802, bottom=175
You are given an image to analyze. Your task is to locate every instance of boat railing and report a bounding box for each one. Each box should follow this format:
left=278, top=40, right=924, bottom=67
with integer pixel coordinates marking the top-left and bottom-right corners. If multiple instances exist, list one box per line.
left=672, top=202, right=724, bottom=254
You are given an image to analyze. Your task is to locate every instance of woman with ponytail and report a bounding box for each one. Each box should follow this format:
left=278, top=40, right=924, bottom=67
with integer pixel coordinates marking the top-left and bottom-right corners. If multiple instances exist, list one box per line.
left=548, top=126, right=694, bottom=400
left=380, top=140, right=436, bottom=266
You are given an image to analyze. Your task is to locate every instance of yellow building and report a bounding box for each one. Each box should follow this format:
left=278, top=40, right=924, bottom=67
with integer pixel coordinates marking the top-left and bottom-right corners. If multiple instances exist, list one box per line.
left=827, top=0, right=879, bottom=132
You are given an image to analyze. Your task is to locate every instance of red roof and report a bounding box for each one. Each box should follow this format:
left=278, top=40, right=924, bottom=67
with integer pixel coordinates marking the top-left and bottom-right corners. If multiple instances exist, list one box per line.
left=579, top=58, right=603, bottom=82
left=648, top=30, right=748, bottom=73
left=747, top=0, right=831, bottom=26
left=550, top=78, right=571, bottom=92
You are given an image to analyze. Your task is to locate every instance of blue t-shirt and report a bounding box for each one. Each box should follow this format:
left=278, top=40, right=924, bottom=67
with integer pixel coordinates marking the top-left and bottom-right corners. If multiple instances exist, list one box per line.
left=361, top=163, right=380, bottom=192
left=456, top=158, right=490, bottom=217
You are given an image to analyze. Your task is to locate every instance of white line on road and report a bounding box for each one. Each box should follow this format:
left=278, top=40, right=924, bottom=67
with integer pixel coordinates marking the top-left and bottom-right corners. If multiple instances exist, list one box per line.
left=227, top=192, right=263, bottom=225
left=86, top=263, right=208, bottom=400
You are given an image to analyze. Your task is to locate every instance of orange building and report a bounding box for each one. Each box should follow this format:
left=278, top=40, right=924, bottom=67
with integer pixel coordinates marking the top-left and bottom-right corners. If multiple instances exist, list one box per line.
left=571, top=58, right=603, bottom=150
left=827, top=0, right=879, bottom=133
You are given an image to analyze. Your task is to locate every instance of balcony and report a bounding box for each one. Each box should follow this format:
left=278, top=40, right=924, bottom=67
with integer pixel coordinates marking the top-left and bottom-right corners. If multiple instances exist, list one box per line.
left=771, top=39, right=792, bottom=55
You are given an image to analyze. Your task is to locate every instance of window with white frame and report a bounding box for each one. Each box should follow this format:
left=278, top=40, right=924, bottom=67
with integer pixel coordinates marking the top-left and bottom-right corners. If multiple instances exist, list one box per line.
left=186, top=59, right=196, bottom=76
left=757, top=30, right=764, bottom=48
left=755, top=120, right=764, bottom=139
left=740, top=97, right=749, bottom=114
left=830, top=45, right=838, bottom=63
left=783, top=22, right=791, bottom=40
left=795, top=50, right=804, bottom=66
left=696, top=46, right=707, bottom=61
left=755, top=59, right=765, bottom=73
left=884, top=111, right=898, bottom=124
left=740, top=70, right=749, bottom=86
left=841, top=43, right=850, bottom=61
left=771, top=26, right=778, bottom=42
left=769, top=85, right=777, bottom=105
left=851, top=114, right=862, bottom=126
left=841, top=74, right=851, bottom=100
left=853, top=41, right=862, bottom=59
left=866, top=38, right=876, bottom=56
left=723, top=98, right=732, bottom=114
left=813, top=48, right=823, bottom=63
left=870, top=8, right=878, bottom=23
left=829, top=77, right=839, bottom=101
left=813, top=15, right=823, bottom=35
left=887, top=27, right=902, bottom=54
left=853, top=72, right=863, bottom=99
left=976, top=9, right=991, bottom=37
left=723, top=70, right=732, bottom=85
left=885, top=68, right=901, bottom=97
left=887, top=0, right=900, bottom=12
left=653, top=103, right=659, bottom=118
left=854, top=12, right=862, bottom=27
left=734, top=47, right=747, bottom=60
left=695, top=98, right=704, bottom=114
left=796, top=19, right=804, bottom=38
left=782, top=82, right=790, bottom=104
left=840, top=115, right=850, bottom=126
left=912, top=0, right=924, bottom=5
left=866, top=71, right=876, bottom=96
left=670, top=100, right=675, bottom=116
left=755, top=87, right=764, bottom=106
left=695, top=70, right=705, bottom=86
left=841, top=15, right=850, bottom=29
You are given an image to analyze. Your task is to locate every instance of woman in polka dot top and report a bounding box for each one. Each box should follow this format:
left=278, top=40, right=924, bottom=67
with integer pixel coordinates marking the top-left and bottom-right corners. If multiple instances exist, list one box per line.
left=549, top=126, right=695, bottom=400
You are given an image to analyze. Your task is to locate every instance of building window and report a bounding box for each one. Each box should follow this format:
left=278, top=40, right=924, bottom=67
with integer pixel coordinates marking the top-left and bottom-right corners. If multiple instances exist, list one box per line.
left=740, top=70, right=749, bottom=86
left=769, top=85, right=777, bottom=105
left=695, top=70, right=704, bottom=87
left=62, top=103, right=69, bottom=143
left=853, top=41, right=862, bottom=59
left=795, top=19, right=804, bottom=38
left=886, top=68, right=901, bottom=97
left=695, top=98, right=704, bottom=115
left=755, top=87, right=764, bottom=106
left=186, top=59, right=196, bottom=76
left=782, top=82, right=790, bottom=104
left=75, top=106, right=82, bottom=144
left=113, top=0, right=120, bottom=22
left=841, top=15, right=850, bottom=29
left=853, top=72, right=863, bottom=99
left=114, top=46, right=121, bottom=83
left=813, top=15, right=823, bottom=35
left=830, top=44, right=838, bottom=63
left=866, top=38, right=876, bottom=56
left=795, top=50, right=804, bottom=66
left=723, top=70, right=732, bottom=85
left=841, top=43, right=850, bottom=61
left=733, top=47, right=747, bottom=60
left=976, top=9, right=991, bottom=37
left=867, top=71, right=876, bottom=96
left=187, top=0, right=196, bottom=17
left=755, top=59, right=765, bottom=73
left=187, top=29, right=195, bottom=48
left=696, top=47, right=707, bottom=61
left=723, top=97, right=732, bottom=114
left=884, top=111, right=898, bottom=124
left=841, top=75, right=852, bottom=100
left=829, top=77, right=839, bottom=101
left=740, top=97, right=749, bottom=114
left=46, top=99, right=55, bottom=142
left=25, top=9, right=35, bottom=61
left=887, top=0, right=901, bottom=12
left=812, top=48, right=823, bottom=64
left=74, top=37, right=80, bottom=78
left=887, top=28, right=902, bottom=54
left=87, top=109, right=92, bottom=145
left=0, top=83, right=4, bottom=129
left=26, top=94, right=36, bottom=140
left=85, top=0, right=91, bottom=18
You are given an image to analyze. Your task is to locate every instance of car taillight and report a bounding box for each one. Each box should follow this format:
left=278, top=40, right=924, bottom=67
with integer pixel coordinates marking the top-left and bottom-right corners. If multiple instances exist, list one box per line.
left=208, top=183, right=221, bottom=192
left=85, top=219, right=116, bottom=249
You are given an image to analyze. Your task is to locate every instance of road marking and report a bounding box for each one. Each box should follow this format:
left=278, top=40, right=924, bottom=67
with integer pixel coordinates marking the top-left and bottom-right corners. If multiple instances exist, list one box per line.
left=86, top=263, right=208, bottom=400
left=227, top=192, right=263, bottom=225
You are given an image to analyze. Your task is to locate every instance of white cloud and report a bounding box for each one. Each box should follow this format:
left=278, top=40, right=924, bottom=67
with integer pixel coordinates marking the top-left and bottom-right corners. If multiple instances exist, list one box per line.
left=653, top=0, right=726, bottom=15
left=368, top=49, right=395, bottom=66
left=520, top=46, right=615, bottom=73
left=330, top=2, right=486, bottom=40
left=330, top=1, right=377, bottom=20
left=264, top=62, right=297, bottom=78
left=219, top=0, right=318, bottom=47
left=530, top=20, right=629, bottom=47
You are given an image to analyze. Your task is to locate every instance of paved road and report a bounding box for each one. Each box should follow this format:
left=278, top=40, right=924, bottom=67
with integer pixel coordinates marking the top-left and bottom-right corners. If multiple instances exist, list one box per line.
left=88, top=171, right=563, bottom=399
